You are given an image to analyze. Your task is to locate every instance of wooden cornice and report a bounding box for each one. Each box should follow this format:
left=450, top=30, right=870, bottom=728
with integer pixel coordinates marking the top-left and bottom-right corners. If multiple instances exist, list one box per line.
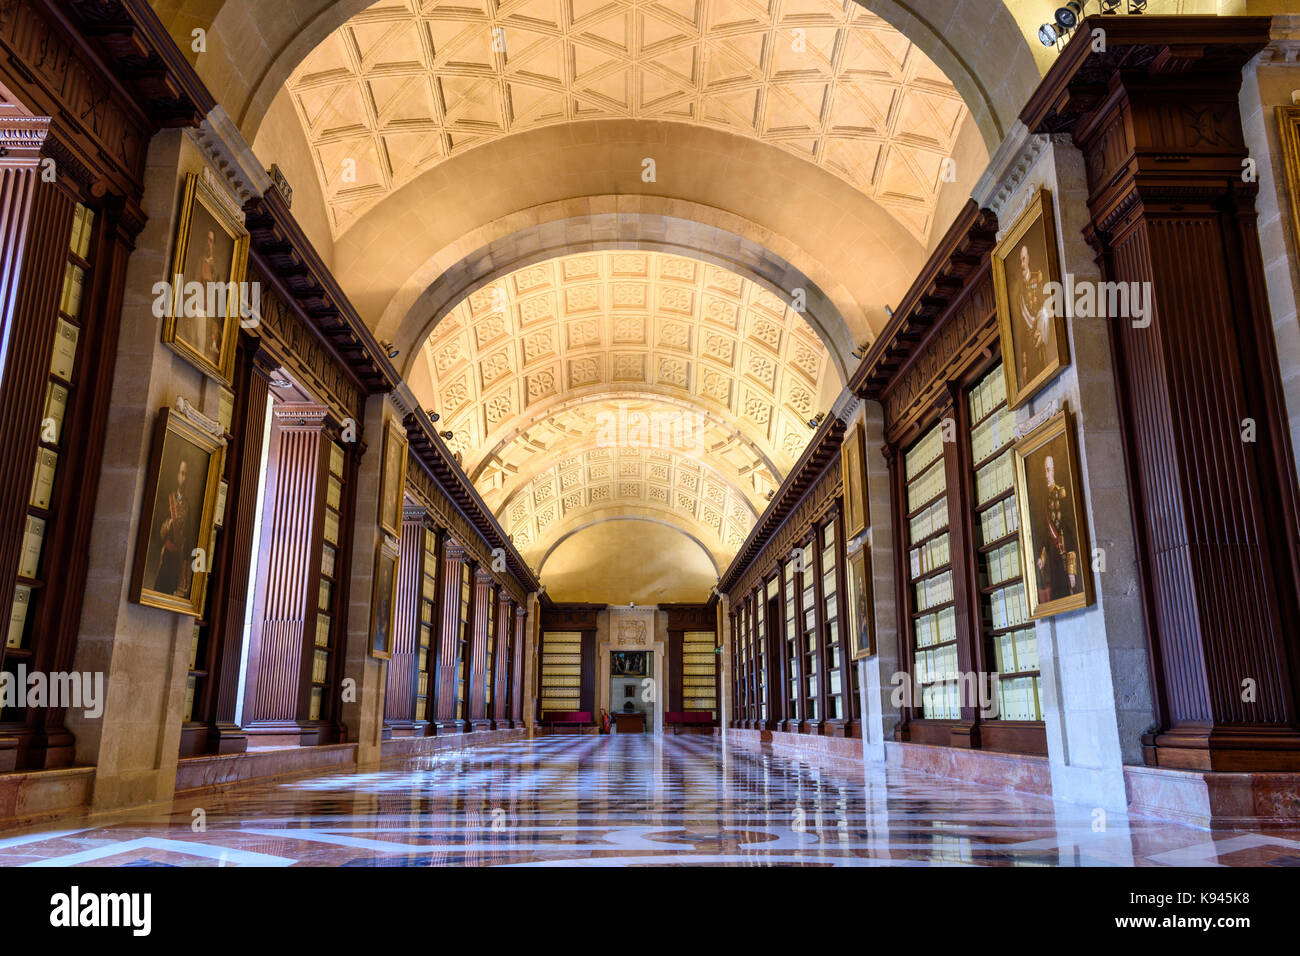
left=403, top=411, right=540, bottom=596
left=65, top=0, right=213, bottom=129
left=1020, top=14, right=1271, bottom=137
left=243, top=186, right=399, bottom=397
left=848, top=200, right=998, bottom=401
left=717, top=412, right=845, bottom=593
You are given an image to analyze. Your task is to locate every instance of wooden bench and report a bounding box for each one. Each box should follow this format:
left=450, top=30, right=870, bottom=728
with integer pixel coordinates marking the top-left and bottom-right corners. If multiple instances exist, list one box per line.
left=539, top=710, right=592, bottom=734
left=664, top=711, right=715, bottom=735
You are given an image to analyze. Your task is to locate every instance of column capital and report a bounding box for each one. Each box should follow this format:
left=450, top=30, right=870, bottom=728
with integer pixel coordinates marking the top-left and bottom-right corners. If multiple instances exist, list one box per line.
left=0, top=81, right=50, bottom=168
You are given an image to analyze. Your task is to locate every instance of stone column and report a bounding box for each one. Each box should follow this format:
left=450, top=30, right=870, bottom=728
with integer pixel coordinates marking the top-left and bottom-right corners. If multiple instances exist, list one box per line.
left=384, top=508, right=426, bottom=732
left=435, top=541, right=469, bottom=734
left=340, top=394, right=392, bottom=767
left=857, top=399, right=901, bottom=763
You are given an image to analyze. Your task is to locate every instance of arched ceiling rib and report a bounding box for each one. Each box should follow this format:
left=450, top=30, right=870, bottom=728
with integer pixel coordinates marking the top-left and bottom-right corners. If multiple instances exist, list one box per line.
left=286, top=0, right=969, bottom=240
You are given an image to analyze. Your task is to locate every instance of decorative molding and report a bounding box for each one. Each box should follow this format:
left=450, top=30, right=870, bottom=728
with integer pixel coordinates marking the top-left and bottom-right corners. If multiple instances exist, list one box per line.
left=193, top=106, right=269, bottom=209
left=1014, top=399, right=1062, bottom=441
left=174, top=396, right=228, bottom=446
left=1259, top=14, right=1300, bottom=64
left=971, top=121, right=1051, bottom=219
left=249, top=265, right=363, bottom=425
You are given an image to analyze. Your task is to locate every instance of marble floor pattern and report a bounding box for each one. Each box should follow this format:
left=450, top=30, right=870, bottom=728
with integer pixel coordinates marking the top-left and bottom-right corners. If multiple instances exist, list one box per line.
left=1, top=735, right=1297, bottom=866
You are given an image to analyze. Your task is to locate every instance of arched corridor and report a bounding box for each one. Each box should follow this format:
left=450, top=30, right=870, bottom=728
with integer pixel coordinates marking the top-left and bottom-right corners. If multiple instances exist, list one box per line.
left=0, top=1, right=1298, bottom=930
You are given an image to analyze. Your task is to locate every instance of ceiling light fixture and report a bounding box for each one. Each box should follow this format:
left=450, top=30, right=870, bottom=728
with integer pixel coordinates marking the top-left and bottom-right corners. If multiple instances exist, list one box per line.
left=425, top=409, right=440, bottom=423
left=1055, top=2, right=1082, bottom=31
left=380, top=341, right=400, bottom=359
left=1037, top=22, right=1059, bottom=46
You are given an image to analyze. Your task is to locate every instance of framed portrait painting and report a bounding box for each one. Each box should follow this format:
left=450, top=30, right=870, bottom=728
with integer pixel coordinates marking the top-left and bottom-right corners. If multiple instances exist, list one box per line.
left=369, top=535, right=400, bottom=660
left=163, top=172, right=249, bottom=385
left=842, top=421, right=868, bottom=540
left=377, top=415, right=409, bottom=538
left=130, top=404, right=226, bottom=615
left=992, top=188, right=1069, bottom=410
left=846, top=540, right=875, bottom=660
left=1012, top=408, right=1095, bottom=619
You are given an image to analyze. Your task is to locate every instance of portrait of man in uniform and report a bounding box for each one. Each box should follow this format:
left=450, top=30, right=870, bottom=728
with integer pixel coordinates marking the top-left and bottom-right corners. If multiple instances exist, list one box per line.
left=993, top=189, right=1069, bottom=409
left=1013, top=409, right=1094, bottom=619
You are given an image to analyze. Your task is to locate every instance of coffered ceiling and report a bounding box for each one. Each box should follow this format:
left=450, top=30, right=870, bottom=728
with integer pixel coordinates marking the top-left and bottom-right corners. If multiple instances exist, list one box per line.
left=411, top=249, right=835, bottom=567
left=286, top=0, right=969, bottom=240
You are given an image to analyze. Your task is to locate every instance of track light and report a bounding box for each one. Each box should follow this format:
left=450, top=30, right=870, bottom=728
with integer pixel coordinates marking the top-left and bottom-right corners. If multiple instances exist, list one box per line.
left=1037, top=22, right=1059, bottom=46
left=440, top=430, right=454, bottom=440
left=381, top=341, right=400, bottom=359
left=425, top=409, right=440, bottom=423
left=1054, top=2, right=1081, bottom=31
left=807, top=411, right=826, bottom=430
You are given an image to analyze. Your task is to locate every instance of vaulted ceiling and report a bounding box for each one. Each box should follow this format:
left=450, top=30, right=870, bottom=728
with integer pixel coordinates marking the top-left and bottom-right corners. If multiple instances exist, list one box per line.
left=286, top=0, right=969, bottom=241
left=410, top=249, right=836, bottom=570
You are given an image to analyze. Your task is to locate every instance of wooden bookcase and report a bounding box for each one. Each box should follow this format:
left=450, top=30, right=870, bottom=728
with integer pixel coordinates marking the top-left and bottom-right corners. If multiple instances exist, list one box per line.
left=820, top=518, right=844, bottom=721
left=680, top=632, right=717, bottom=716
left=539, top=631, right=582, bottom=714
left=414, top=528, right=438, bottom=724
left=903, top=421, right=959, bottom=720
left=309, top=439, right=347, bottom=723
left=967, top=363, right=1043, bottom=726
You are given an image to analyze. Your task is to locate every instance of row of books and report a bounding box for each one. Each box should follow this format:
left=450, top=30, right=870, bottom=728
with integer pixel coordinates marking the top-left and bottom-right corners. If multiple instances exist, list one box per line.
left=914, top=642, right=959, bottom=685
left=915, top=605, right=957, bottom=648
left=59, top=262, right=86, bottom=320
left=683, top=665, right=714, bottom=675
left=417, top=647, right=429, bottom=672
left=183, top=675, right=197, bottom=723
left=417, top=672, right=429, bottom=696
left=8, top=586, right=30, bottom=649
left=994, top=627, right=1040, bottom=675
left=906, top=458, right=946, bottom=512
left=540, top=695, right=580, bottom=709
left=983, top=539, right=1023, bottom=589
left=311, top=649, right=329, bottom=684
left=542, top=654, right=581, bottom=666
left=988, top=582, right=1029, bottom=630
left=978, top=495, right=1020, bottom=546
left=682, top=653, right=714, bottom=665
left=996, top=675, right=1043, bottom=721
left=540, top=675, right=580, bottom=686
left=51, top=319, right=79, bottom=382
left=18, top=515, right=46, bottom=580
left=908, top=496, right=949, bottom=544
left=914, top=569, right=953, bottom=612
left=974, top=450, right=1015, bottom=505
left=921, top=681, right=963, bottom=720
left=970, top=404, right=1015, bottom=465
left=69, top=203, right=95, bottom=260
left=309, top=686, right=323, bottom=721
left=189, top=624, right=202, bottom=671
left=326, top=475, right=342, bottom=511
left=318, top=579, right=331, bottom=613
left=321, top=544, right=337, bottom=580
left=315, top=613, right=331, bottom=647
left=44, top=382, right=68, bottom=446
left=31, top=447, right=57, bottom=510
left=905, top=424, right=946, bottom=482
left=909, top=531, right=951, bottom=580
left=968, top=363, right=1008, bottom=423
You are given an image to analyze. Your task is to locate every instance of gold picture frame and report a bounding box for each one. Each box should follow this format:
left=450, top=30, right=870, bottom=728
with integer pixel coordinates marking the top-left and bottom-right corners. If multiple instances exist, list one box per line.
left=369, top=534, right=400, bottom=661
left=1012, top=408, right=1095, bottom=619
left=846, top=539, right=875, bottom=660
left=162, top=172, right=250, bottom=386
left=130, top=405, right=225, bottom=616
left=1276, top=107, right=1300, bottom=263
left=377, top=414, right=409, bottom=538
left=842, top=421, right=868, bottom=540
left=992, top=188, right=1069, bottom=410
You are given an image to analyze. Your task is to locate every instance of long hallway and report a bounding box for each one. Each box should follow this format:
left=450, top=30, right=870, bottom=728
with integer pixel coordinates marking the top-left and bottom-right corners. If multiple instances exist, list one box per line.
left=2, top=737, right=1296, bottom=868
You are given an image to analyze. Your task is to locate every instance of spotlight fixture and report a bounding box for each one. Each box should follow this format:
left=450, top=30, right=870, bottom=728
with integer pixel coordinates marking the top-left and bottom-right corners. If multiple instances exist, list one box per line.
left=885, top=305, right=894, bottom=318
left=807, top=411, right=826, bottom=430
left=440, top=430, right=454, bottom=440
left=1054, top=1, right=1082, bottom=31
left=425, top=409, right=440, bottom=423
left=766, top=490, right=775, bottom=501
left=1037, top=22, right=1059, bottom=46
left=380, top=341, right=400, bottom=359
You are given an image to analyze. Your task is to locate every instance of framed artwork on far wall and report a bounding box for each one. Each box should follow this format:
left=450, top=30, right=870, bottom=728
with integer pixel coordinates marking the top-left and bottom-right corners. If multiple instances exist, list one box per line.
left=842, top=420, right=868, bottom=540
left=369, top=534, right=400, bottom=660
left=846, top=539, right=875, bottom=660
left=992, top=187, right=1069, bottom=410
left=377, top=414, right=408, bottom=538
left=162, top=172, right=249, bottom=386
left=1012, top=407, right=1095, bottom=619
left=130, top=401, right=226, bottom=616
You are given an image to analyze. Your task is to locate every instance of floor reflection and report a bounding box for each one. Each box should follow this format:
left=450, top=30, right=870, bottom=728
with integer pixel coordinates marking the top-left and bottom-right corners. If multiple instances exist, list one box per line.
left=1, top=735, right=1296, bottom=866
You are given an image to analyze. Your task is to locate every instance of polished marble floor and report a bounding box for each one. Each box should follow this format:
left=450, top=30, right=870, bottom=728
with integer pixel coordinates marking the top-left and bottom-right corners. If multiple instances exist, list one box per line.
left=1, top=735, right=1297, bottom=866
